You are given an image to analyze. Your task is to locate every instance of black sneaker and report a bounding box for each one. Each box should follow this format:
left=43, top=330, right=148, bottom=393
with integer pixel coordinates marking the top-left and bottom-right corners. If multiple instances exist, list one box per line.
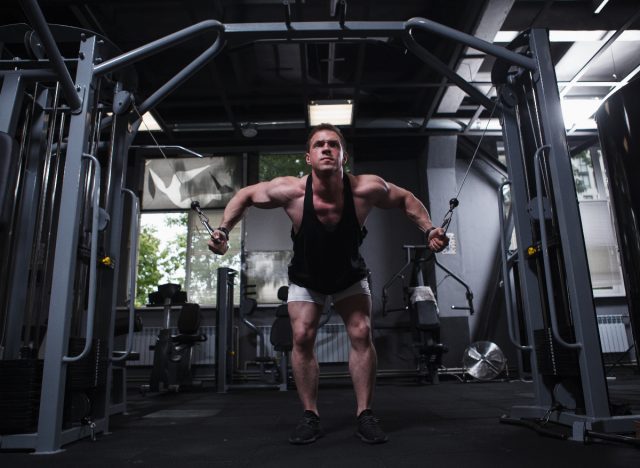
left=356, top=409, right=388, bottom=444
left=288, top=410, right=324, bottom=445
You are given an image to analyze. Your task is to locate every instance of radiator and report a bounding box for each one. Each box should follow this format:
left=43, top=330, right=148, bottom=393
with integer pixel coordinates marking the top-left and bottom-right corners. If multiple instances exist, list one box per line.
left=193, top=326, right=217, bottom=365
left=129, top=323, right=349, bottom=366
left=597, top=315, right=630, bottom=353
left=129, top=326, right=216, bottom=367
left=258, top=323, right=349, bottom=363
left=315, top=323, right=350, bottom=363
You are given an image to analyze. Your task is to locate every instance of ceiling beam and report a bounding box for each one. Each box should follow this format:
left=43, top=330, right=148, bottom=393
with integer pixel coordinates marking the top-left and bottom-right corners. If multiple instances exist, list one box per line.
left=350, top=42, right=367, bottom=135
left=559, top=5, right=640, bottom=98
left=299, top=42, right=310, bottom=128
left=436, top=0, right=514, bottom=114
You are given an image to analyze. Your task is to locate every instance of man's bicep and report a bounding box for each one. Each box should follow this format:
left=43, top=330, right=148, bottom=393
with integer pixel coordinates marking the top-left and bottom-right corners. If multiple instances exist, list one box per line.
left=374, top=182, right=407, bottom=209
left=250, top=178, right=292, bottom=207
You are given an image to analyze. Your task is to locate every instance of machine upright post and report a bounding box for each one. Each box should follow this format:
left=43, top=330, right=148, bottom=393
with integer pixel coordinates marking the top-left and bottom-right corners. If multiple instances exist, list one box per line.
left=216, top=268, right=236, bottom=393
left=3, top=87, right=52, bottom=359
left=528, top=28, right=610, bottom=419
left=498, top=94, right=553, bottom=408
left=35, top=35, right=98, bottom=454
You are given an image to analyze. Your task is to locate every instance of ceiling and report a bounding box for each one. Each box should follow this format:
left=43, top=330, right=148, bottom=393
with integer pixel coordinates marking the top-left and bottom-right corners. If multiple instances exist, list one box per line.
left=3, top=0, right=640, bottom=158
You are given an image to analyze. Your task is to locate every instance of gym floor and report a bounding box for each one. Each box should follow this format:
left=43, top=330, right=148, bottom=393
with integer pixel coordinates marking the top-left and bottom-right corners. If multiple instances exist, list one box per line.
left=2, top=372, right=639, bottom=467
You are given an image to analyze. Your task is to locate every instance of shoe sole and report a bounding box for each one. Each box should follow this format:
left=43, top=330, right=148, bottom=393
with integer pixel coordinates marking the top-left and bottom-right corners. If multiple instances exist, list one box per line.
left=289, top=431, right=324, bottom=445
left=355, top=431, right=389, bottom=444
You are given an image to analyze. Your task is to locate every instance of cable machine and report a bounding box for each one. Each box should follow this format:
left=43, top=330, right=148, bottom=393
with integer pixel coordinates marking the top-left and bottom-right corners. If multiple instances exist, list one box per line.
left=0, top=21, right=142, bottom=453
left=402, top=17, right=638, bottom=441
left=0, top=0, right=224, bottom=453
left=1, top=0, right=637, bottom=453
left=489, top=29, right=638, bottom=440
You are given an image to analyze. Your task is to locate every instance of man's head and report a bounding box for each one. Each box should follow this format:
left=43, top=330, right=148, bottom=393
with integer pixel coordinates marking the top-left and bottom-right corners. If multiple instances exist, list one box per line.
left=306, top=123, right=347, bottom=154
left=305, top=123, right=348, bottom=176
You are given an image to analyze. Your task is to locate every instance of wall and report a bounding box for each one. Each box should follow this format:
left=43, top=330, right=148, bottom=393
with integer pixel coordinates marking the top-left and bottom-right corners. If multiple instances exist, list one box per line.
left=424, top=136, right=509, bottom=366
left=244, top=207, right=291, bottom=251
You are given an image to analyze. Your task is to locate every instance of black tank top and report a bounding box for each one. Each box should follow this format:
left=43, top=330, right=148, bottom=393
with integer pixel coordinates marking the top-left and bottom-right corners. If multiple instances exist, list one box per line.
left=288, top=172, right=368, bottom=294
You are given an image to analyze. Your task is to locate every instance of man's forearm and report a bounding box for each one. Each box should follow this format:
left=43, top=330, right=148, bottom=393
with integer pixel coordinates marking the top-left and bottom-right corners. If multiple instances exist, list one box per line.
left=219, top=189, right=252, bottom=232
left=405, top=194, right=433, bottom=233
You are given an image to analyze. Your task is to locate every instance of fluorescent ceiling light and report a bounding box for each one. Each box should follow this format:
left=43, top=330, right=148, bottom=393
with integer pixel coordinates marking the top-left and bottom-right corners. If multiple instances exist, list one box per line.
left=493, top=31, right=519, bottom=43
left=560, top=98, right=601, bottom=130
left=465, top=118, right=503, bottom=131
left=308, top=100, right=353, bottom=126
left=619, top=30, right=640, bottom=41
left=593, top=0, right=610, bottom=14
left=494, top=29, right=640, bottom=43
left=549, top=30, right=609, bottom=42
left=141, top=112, right=162, bottom=132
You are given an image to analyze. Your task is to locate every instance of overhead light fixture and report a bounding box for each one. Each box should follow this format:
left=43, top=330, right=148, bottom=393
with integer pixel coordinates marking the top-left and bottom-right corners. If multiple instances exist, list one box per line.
left=592, top=0, right=610, bottom=14
left=241, top=122, right=258, bottom=138
left=494, top=30, right=616, bottom=43
left=308, top=100, right=353, bottom=126
left=548, top=30, right=610, bottom=42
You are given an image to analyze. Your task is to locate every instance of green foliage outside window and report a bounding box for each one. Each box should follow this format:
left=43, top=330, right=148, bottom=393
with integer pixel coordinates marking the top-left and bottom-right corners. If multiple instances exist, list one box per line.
left=135, top=224, right=177, bottom=307
left=259, top=152, right=351, bottom=182
left=135, top=213, right=187, bottom=307
left=571, top=150, right=594, bottom=196
left=259, top=153, right=310, bottom=181
left=135, top=211, right=240, bottom=307
left=185, top=211, right=241, bottom=305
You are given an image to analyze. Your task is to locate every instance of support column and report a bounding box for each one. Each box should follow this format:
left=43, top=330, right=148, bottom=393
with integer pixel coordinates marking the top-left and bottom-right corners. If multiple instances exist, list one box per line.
left=35, top=36, right=95, bottom=454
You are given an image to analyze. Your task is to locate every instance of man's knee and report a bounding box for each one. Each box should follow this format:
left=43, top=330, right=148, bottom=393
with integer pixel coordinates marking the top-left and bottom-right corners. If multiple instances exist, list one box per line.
left=292, top=326, right=316, bottom=350
left=348, top=321, right=373, bottom=347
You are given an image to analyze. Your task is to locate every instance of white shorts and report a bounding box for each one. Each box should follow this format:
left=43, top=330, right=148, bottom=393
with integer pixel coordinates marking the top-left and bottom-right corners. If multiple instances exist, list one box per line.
left=287, top=279, right=371, bottom=305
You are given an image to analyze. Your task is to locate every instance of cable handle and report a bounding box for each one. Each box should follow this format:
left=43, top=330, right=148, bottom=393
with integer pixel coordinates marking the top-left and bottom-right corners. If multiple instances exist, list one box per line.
left=190, top=200, right=214, bottom=237
left=440, top=197, right=459, bottom=233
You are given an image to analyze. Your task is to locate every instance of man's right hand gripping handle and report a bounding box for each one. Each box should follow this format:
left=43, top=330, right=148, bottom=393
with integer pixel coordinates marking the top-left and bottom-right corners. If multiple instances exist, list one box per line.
left=208, top=228, right=230, bottom=255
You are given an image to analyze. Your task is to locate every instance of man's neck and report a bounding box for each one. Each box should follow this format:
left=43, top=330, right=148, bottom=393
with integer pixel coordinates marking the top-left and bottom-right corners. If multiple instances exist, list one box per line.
left=312, top=169, right=344, bottom=200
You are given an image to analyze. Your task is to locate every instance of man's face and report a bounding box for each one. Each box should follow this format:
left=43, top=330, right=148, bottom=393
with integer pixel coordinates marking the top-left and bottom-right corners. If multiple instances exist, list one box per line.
left=306, top=129, right=347, bottom=173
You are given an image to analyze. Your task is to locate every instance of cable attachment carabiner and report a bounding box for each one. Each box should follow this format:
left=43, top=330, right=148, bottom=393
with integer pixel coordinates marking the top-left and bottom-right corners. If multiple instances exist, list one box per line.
left=190, top=200, right=214, bottom=236
left=441, top=198, right=459, bottom=233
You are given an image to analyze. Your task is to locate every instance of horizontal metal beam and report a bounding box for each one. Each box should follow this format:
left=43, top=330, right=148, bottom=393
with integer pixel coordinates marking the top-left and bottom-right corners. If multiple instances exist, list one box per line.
left=223, top=21, right=406, bottom=40
left=0, top=69, right=58, bottom=80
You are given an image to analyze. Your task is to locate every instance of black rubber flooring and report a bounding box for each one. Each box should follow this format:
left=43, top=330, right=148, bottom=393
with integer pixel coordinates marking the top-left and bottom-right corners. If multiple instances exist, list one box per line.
left=2, top=375, right=640, bottom=467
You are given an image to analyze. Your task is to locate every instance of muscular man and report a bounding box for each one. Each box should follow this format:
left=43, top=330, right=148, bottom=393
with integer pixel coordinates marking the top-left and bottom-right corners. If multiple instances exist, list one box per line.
left=208, top=123, right=448, bottom=445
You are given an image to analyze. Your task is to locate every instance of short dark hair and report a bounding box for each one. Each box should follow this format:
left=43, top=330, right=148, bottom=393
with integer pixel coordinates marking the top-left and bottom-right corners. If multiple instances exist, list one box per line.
left=306, top=123, right=347, bottom=154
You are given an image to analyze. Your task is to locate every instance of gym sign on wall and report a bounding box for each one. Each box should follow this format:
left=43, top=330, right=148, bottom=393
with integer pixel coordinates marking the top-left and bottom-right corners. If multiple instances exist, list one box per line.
left=441, top=233, right=456, bottom=255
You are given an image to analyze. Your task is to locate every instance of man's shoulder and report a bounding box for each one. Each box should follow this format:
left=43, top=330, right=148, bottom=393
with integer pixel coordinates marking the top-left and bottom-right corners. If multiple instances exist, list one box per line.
left=267, top=175, right=306, bottom=198
left=348, top=173, right=387, bottom=194
left=270, top=175, right=305, bottom=184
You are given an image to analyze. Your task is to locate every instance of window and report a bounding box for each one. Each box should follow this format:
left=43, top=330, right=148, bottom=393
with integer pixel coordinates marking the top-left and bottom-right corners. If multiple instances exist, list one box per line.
left=259, top=153, right=309, bottom=181
left=186, top=211, right=241, bottom=304
left=244, top=251, right=293, bottom=304
left=258, top=151, right=352, bottom=182
left=136, top=212, right=186, bottom=307
left=572, top=148, right=625, bottom=297
left=136, top=211, right=242, bottom=306
left=136, top=155, right=244, bottom=307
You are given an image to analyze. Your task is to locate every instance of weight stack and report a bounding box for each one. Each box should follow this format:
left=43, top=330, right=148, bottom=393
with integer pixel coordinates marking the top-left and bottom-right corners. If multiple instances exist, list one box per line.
left=533, top=327, right=580, bottom=376
left=67, top=337, right=108, bottom=390
left=0, top=359, right=43, bottom=434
